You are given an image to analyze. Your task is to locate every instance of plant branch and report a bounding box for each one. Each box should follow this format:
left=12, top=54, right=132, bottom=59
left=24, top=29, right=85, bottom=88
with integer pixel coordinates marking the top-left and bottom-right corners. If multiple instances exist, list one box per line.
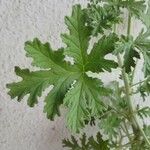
left=132, top=80, right=145, bottom=87
left=118, top=11, right=150, bottom=147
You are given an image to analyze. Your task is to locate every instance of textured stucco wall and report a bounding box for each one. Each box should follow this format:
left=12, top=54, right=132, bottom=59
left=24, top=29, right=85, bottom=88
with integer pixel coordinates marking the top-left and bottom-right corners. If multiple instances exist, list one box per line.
left=0, top=0, right=148, bottom=150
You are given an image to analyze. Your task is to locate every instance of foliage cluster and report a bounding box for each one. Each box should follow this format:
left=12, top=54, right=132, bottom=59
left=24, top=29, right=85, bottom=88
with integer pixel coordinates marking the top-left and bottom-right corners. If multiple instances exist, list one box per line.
left=7, top=0, right=150, bottom=149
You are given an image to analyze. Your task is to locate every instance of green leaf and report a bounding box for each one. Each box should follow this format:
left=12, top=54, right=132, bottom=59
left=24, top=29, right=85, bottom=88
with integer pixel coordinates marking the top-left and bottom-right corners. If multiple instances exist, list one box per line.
left=135, top=29, right=150, bottom=52
left=97, top=0, right=146, bottom=18
left=88, top=132, right=109, bottom=150
left=63, top=133, right=90, bottom=150
left=100, top=113, right=122, bottom=138
left=8, top=38, right=79, bottom=119
left=123, top=0, right=146, bottom=18
left=86, top=33, right=118, bottom=73
left=135, top=29, right=150, bottom=77
left=7, top=4, right=118, bottom=132
left=124, top=44, right=140, bottom=73
left=114, top=35, right=140, bottom=73
left=138, top=106, right=150, bottom=119
left=115, top=35, right=140, bottom=73
left=85, top=1, right=121, bottom=36
left=63, top=135, right=82, bottom=150
left=62, top=132, right=109, bottom=150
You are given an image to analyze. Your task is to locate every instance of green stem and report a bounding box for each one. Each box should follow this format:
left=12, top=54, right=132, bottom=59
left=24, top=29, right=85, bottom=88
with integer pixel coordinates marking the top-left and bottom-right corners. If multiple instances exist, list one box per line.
left=117, top=11, right=150, bottom=147
left=132, top=80, right=145, bottom=87
left=117, top=54, right=138, bottom=129
left=127, top=12, right=131, bottom=36
left=113, top=10, right=150, bottom=146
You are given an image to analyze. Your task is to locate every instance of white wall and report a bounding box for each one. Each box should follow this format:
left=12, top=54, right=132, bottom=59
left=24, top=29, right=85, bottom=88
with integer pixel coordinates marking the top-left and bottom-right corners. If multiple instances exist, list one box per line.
left=0, top=0, right=147, bottom=150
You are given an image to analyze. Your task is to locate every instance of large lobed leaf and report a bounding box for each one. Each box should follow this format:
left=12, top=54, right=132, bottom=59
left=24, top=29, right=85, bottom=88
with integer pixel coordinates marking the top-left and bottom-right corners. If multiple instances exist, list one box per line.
left=7, top=5, right=118, bottom=132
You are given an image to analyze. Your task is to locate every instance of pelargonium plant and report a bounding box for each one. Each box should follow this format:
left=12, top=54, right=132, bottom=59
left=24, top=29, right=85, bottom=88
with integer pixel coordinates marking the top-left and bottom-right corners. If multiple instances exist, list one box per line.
left=7, top=0, right=150, bottom=149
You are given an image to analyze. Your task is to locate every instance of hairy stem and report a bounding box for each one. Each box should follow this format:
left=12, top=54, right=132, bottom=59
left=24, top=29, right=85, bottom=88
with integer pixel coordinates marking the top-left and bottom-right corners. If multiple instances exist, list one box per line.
left=132, top=80, right=146, bottom=87
left=117, top=11, right=150, bottom=147
left=117, top=54, right=138, bottom=132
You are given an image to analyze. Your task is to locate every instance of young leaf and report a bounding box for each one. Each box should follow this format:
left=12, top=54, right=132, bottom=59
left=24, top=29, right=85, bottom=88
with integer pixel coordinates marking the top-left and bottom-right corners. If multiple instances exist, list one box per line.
left=85, top=1, right=121, bottom=36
